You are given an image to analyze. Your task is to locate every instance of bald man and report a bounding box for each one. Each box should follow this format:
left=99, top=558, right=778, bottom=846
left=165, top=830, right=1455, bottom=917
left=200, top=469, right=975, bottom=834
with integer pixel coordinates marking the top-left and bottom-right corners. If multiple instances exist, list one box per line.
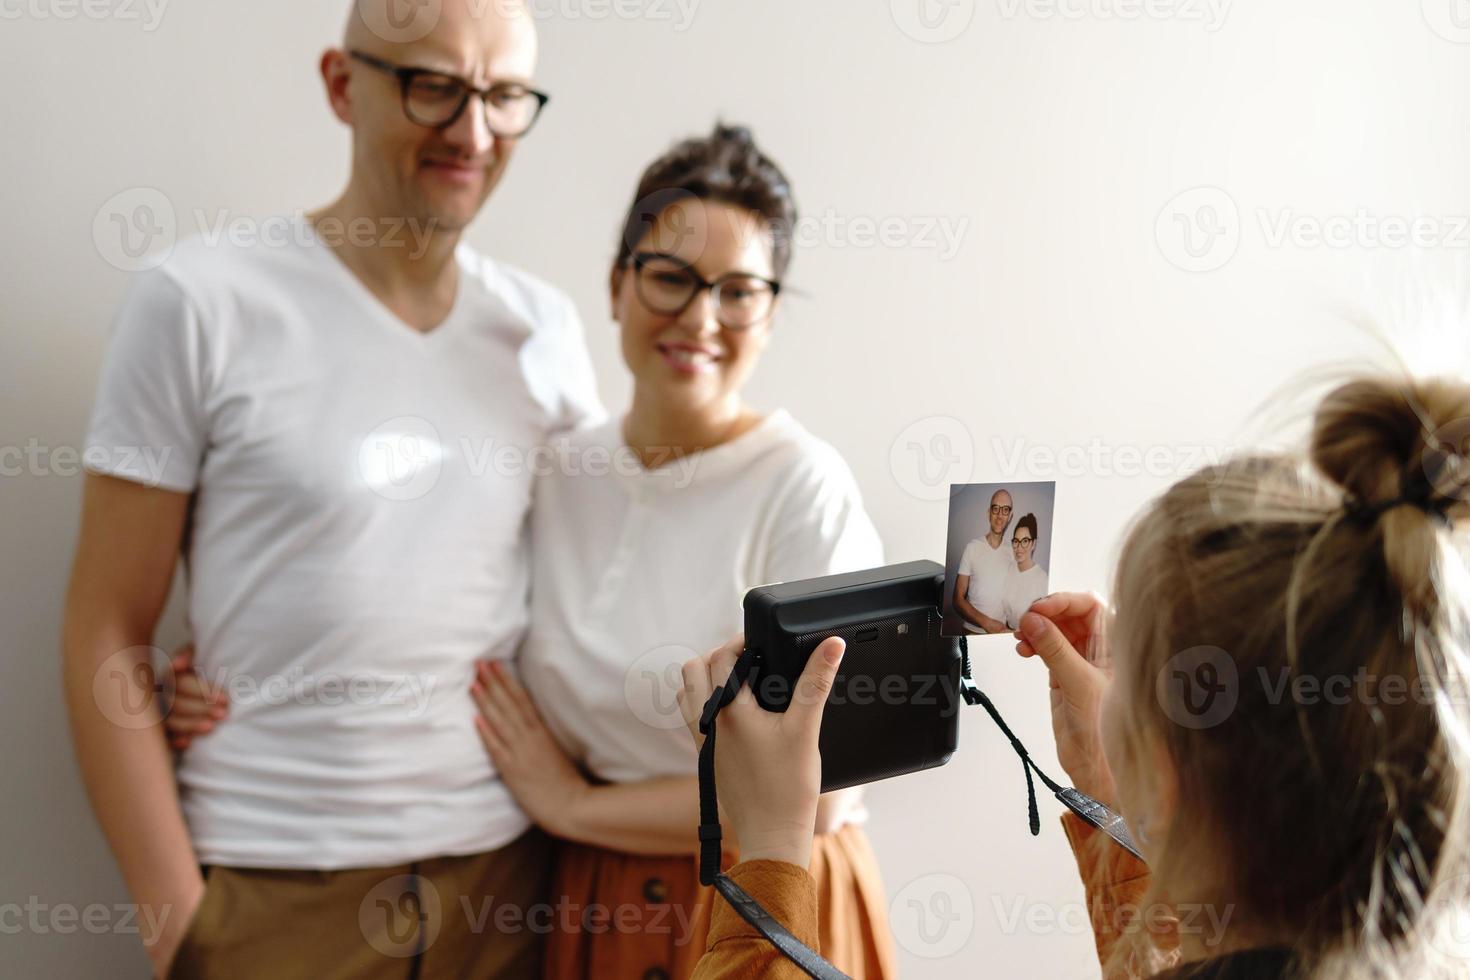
left=953, top=488, right=1016, bottom=633
left=62, top=2, right=600, bottom=976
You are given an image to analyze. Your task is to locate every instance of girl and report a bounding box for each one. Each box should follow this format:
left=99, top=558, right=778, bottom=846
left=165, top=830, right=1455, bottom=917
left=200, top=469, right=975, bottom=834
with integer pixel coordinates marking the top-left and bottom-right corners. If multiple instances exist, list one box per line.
left=683, top=374, right=1470, bottom=979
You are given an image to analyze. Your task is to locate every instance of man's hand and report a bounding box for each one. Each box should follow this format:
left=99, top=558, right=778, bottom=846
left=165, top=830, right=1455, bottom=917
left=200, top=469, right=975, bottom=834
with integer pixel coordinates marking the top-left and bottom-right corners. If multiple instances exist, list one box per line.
left=141, top=882, right=206, bottom=979
left=677, top=634, right=845, bottom=869
left=1014, top=592, right=1117, bottom=807
left=163, top=644, right=229, bottom=752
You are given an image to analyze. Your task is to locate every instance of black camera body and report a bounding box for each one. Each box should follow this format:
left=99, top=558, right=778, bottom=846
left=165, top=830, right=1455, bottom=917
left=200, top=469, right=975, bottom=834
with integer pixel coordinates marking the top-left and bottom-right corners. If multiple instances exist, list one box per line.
left=743, top=560, right=965, bottom=792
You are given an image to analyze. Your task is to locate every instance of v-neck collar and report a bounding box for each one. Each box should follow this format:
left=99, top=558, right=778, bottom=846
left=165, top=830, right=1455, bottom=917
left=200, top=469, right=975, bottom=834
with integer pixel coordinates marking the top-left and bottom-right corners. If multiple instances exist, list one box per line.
left=298, top=213, right=470, bottom=344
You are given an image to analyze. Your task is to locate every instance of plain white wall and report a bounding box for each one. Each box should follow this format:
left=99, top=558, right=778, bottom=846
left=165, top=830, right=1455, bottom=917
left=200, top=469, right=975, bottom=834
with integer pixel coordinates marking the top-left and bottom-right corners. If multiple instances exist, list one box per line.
left=6, top=1, right=1470, bottom=976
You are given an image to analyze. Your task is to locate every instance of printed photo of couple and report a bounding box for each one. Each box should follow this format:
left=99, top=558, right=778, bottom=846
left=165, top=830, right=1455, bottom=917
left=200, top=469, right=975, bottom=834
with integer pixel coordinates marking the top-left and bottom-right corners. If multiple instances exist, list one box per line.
left=941, top=481, right=1057, bottom=637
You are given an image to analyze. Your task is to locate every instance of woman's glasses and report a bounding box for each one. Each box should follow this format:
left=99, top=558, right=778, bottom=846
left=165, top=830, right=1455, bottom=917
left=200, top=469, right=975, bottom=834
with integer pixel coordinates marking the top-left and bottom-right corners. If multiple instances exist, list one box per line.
left=349, top=50, right=550, bottom=137
left=626, top=252, right=781, bottom=330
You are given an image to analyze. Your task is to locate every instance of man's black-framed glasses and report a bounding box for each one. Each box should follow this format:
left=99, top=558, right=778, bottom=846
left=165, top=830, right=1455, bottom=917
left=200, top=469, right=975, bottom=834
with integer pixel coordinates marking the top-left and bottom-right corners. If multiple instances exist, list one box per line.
left=349, top=50, right=550, bottom=137
left=625, top=252, right=782, bottom=330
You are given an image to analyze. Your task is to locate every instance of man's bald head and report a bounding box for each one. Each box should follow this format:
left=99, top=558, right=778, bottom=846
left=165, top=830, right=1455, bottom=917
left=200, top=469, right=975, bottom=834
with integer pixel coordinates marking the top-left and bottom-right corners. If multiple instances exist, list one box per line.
left=345, top=0, right=537, bottom=79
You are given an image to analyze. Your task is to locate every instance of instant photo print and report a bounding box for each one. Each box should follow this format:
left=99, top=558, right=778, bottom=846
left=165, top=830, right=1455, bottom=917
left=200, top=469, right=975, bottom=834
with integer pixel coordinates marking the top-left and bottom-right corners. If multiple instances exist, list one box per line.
left=943, top=480, right=1058, bottom=637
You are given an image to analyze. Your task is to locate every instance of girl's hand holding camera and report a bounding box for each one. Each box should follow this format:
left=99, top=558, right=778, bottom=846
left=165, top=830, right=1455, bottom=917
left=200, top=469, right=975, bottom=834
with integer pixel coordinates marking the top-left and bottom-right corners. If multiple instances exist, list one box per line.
left=677, top=634, right=847, bottom=871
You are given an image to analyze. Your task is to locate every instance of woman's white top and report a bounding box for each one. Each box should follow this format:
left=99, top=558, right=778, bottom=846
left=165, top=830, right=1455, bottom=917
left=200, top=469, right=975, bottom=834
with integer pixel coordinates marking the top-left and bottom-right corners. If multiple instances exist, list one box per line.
left=518, top=410, right=884, bottom=783
left=1001, top=563, right=1050, bottom=630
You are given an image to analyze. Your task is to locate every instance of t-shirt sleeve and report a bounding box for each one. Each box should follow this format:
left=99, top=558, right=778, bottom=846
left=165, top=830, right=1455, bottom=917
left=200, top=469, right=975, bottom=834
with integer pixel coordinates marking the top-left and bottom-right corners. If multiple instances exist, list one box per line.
left=545, top=290, right=605, bottom=432
left=763, top=445, right=884, bottom=585
left=957, top=541, right=976, bottom=578
left=84, top=269, right=211, bottom=492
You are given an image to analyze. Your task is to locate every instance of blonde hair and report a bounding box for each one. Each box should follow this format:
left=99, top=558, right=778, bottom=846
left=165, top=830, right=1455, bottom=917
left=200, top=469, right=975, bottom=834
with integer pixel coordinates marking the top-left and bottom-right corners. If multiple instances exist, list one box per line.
left=1104, top=375, right=1470, bottom=977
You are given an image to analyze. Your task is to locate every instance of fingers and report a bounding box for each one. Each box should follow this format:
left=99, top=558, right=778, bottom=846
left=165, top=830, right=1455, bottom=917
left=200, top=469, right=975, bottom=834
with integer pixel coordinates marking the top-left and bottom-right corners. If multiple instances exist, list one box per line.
left=169, top=643, right=196, bottom=674
left=474, top=712, right=510, bottom=764
left=708, top=634, right=745, bottom=692
left=1019, top=592, right=1108, bottom=662
left=787, top=637, right=846, bottom=731
left=1027, top=592, right=1103, bottom=621
left=1018, top=610, right=1096, bottom=693
left=477, top=660, right=540, bottom=728
left=678, top=635, right=743, bottom=740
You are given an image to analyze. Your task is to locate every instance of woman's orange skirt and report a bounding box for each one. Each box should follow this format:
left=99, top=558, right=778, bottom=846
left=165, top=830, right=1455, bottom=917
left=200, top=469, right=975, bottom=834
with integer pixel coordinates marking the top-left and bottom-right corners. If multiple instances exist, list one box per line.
left=543, top=823, right=898, bottom=979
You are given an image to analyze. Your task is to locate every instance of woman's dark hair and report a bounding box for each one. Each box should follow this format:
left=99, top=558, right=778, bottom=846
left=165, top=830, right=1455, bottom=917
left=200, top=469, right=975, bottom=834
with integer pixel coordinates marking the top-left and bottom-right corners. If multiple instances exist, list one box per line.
left=615, top=123, right=798, bottom=280
left=1015, top=513, right=1038, bottom=543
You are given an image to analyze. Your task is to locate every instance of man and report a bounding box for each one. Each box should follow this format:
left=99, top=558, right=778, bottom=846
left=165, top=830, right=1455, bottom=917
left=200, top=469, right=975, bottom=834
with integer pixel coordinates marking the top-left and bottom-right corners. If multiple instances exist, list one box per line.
left=61, top=2, right=600, bottom=976
left=953, top=488, right=1015, bottom=634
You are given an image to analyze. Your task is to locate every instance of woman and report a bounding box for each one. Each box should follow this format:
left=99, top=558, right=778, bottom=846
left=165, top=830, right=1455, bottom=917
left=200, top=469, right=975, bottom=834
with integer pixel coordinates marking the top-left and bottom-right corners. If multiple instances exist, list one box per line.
left=681, top=374, right=1470, bottom=979
left=466, top=123, right=895, bottom=979
left=163, top=125, right=897, bottom=979
left=1000, top=511, right=1047, bottom=630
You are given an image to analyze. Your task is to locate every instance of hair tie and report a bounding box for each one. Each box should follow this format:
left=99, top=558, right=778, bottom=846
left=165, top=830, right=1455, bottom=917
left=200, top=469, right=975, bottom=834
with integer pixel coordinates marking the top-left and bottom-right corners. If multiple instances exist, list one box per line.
left=1343, top=494, right=1452, bottom=529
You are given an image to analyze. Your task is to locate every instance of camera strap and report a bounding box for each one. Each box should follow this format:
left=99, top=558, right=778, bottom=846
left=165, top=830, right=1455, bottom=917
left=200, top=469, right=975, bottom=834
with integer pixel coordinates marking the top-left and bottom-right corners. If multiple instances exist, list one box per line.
left=694, top=640, right=1142, bottom=979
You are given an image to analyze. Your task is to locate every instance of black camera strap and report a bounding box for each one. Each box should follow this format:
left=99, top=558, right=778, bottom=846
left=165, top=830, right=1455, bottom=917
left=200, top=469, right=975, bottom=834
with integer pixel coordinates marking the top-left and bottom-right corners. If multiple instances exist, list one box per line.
left=695, top=641, right=1142, bottom=980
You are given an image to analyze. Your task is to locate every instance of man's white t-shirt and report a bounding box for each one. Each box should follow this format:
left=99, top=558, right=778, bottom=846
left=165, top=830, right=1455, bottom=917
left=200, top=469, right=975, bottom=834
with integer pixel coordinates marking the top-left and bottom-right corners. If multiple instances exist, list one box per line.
left=517, top=411, right=884, bottom=784
left=84, top=216, right=602, bottom=869
left=957, top=536, right=1015, bottom=629
left=1000, top=563, right=1049, bottom=631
